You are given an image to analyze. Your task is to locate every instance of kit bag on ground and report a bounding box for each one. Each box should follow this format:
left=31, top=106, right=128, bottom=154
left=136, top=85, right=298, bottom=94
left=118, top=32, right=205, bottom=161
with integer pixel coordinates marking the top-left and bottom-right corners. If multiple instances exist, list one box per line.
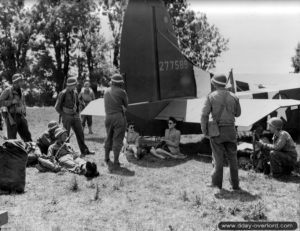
left=0, top=140, right=28, bottom=193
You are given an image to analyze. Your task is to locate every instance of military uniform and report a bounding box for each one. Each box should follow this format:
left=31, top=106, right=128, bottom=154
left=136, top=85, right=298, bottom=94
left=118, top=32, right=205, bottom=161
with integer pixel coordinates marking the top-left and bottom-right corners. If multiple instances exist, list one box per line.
left=259, top=129, right=298, bottom=176
left=201, top=75, right=241, bottom=190
left=79, top=84, right=95, bottom=133
left=0, top=74, right=32, bottom=141
left=55, top=77, right=93, bottom=155
left=36, top=121, right=59, bottom=154
left=104, top=74, right=128, bottom=166
left=47, top=128, right=86, bottom=174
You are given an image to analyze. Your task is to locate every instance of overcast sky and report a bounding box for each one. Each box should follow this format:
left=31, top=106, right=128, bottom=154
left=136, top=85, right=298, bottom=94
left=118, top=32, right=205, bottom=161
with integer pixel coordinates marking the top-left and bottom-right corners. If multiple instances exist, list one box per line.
left=188, top=0, right=300, bottom=74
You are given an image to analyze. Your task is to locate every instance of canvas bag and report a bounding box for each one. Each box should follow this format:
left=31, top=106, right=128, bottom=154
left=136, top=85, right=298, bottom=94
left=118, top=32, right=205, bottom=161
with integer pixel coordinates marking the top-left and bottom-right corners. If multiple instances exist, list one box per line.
left=0, top=140, right=28, bottom=193
left=207, top=93, right=228, bottom=137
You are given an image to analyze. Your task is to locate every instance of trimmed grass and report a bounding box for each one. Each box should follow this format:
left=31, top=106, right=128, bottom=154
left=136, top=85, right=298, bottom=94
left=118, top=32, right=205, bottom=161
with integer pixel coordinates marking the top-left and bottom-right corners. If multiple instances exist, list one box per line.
left=0, top=107, right=299, bottom=231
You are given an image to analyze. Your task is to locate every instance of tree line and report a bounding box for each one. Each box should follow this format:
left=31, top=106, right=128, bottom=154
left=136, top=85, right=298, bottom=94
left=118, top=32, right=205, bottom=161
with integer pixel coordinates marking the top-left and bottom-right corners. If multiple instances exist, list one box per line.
left=0, top=0, right=229, bottom=106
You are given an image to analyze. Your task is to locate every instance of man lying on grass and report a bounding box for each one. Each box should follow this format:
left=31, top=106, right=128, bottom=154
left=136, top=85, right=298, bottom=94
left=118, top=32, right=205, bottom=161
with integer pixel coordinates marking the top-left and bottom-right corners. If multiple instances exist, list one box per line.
left=38, top=127, right=99, bottom=178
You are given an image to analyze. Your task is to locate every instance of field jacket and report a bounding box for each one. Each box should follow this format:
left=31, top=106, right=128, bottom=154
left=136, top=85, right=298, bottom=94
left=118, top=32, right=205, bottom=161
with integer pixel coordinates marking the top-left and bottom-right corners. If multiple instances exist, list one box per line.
left=201, top=89, right=241, bottom=135
left=0, top=86, right=26, bottom=115
left=55, top=89, right=83, bottom=116
left=260, top=130, right=298, bottom=160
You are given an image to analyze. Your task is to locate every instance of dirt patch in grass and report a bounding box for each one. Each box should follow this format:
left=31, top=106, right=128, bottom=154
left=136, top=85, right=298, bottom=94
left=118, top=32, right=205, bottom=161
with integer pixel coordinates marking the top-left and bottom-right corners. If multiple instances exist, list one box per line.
left=0, top=107, right=299, bottom=230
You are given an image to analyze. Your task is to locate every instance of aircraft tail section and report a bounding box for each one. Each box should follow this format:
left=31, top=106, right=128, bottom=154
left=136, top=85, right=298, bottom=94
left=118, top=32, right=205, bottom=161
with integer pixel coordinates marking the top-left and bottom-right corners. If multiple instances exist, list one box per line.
left=120, top=0, right=196, bottom=104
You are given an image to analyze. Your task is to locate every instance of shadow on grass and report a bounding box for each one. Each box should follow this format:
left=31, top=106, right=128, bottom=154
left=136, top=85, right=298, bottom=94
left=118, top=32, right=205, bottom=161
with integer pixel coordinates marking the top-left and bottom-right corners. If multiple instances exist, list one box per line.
left=107, top=163, right=135, bottom=176
left=180, top=139, right=212, bottom=156
left=214, top=188, right=261, bottom=202
left=273, top=174, right=300, bottom=184
left=125, top=152, right=189, bottom=168
left=85, top=136, right=106, bottom=143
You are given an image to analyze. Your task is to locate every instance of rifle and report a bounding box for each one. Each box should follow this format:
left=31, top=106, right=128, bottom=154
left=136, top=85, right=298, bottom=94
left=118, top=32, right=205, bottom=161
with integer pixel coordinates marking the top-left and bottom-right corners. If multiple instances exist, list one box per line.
left=54, top=133, right=74, bottom=160
left=58, top=75, right=68, bottom=124
left=7, top=112, right=16, bottom=126
left=251, top=130, right=271, bottom=173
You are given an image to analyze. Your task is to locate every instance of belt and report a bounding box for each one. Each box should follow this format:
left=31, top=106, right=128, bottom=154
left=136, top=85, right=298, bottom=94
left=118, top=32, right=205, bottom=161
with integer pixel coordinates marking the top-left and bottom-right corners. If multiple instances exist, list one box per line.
left=63, top=107, right=76, bottom=115
left=106, top=112, right=124, bottom=116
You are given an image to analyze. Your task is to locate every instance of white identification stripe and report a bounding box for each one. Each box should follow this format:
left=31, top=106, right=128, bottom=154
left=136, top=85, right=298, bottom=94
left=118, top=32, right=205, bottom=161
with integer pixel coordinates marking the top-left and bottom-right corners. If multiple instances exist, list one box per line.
left=13, top=77, right=22, bottom=82
left=112, top=79, right=124, bottom=83
left=212, top=79, right=226, bottom=85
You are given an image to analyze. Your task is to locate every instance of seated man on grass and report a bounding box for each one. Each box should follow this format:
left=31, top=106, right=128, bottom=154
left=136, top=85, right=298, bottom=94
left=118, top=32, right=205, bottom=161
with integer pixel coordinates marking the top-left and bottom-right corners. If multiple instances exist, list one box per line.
left=256, top=117, right=298, bottom=178
left=45, top=127, right=99, bottom=178
left=36, top=120, right=59, bottom=154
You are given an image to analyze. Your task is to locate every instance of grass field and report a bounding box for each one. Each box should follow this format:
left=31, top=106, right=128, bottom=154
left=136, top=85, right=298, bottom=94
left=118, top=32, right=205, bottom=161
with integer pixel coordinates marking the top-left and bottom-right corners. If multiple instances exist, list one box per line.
left=0, top=107, right=300, bottom=231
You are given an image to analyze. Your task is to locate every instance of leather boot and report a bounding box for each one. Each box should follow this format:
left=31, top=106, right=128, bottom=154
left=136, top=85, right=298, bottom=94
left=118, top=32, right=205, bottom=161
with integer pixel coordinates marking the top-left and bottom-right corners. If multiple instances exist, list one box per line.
left=113, top=151, right=120, bottom=167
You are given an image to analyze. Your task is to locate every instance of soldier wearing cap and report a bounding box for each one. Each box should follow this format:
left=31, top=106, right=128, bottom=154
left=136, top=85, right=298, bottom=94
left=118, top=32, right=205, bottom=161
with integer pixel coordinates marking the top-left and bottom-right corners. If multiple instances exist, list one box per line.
left=36, top=120, right=59, bottom=154
left=55, top=77, right=95, bottom=156
left=0, top=73, right=32, bottom=141
left=104, top=73, right=128, bottom=169
left=201, top=74, right=241, bottom=191
left=79, top=80, right=95, bottom=134
left=256, top=117, right=298, bottom=178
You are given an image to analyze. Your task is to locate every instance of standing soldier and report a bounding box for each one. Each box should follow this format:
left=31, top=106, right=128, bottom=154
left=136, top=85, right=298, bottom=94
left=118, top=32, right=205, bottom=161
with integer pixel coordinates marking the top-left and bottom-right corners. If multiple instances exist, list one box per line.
left=79, top=80, right=95, bottom=134
left=0, top=73, right=32, bottom=141
left=55, top=77, right=94, bottom=156
left=201, top=74, right=241, bottom=191
left=104, top=74, right=128, bottom=169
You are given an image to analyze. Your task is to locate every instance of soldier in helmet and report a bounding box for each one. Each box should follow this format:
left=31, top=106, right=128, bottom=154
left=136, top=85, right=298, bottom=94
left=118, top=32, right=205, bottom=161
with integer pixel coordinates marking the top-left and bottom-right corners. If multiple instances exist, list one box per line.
left=256, top=117, right=298, bottom=178
left=36, top=120, right=59, bottom=154
left=79, top=80, right=95, bottom=134
left=55, top=77, right=95, bottom=156
left=0, top=73, right=32, bottom=141
left=201, top=74, right=241, bottom=191
left=104, top=73, right=128, bottom=169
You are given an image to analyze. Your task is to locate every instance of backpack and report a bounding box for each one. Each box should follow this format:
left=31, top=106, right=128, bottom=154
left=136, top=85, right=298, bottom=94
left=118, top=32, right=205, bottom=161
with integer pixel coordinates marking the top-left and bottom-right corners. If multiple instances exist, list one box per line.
left=0, top=140, right=28, bottom=193
left=25, top=142, right=42, bottom=166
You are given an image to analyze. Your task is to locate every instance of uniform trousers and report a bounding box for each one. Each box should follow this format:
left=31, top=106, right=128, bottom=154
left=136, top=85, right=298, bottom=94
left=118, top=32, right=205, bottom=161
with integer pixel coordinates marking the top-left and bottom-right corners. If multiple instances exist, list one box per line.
left=210, top=125, right=239, bottom=189
left=270, top=150, right=297, bottom=176
left=5, top=114, right=32, bottom=141
left=62, top=113, right=88, bottom=154
left=104, top=112, right=126, bottom=162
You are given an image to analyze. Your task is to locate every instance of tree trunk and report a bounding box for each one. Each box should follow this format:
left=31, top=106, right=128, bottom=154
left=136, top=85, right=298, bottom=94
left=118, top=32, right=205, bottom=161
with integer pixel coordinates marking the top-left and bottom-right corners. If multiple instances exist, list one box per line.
left=53, top=40, right=64, bottom=91
left=63, top=33, right=70, bottom=84
left=113, top=36, right=119, bottom=68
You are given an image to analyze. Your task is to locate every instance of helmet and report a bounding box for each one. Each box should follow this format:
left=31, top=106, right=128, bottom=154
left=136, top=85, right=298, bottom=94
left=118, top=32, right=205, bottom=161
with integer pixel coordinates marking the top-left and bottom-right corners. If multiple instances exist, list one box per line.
left=267, top=117, right=283, bottom=130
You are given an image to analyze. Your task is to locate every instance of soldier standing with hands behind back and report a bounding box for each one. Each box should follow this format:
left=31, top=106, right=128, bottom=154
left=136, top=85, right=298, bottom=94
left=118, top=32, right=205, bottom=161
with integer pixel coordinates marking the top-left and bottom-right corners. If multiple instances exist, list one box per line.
left=0, top=73, right=32, bottom=141
left=104, top=74, right=128, bottom=169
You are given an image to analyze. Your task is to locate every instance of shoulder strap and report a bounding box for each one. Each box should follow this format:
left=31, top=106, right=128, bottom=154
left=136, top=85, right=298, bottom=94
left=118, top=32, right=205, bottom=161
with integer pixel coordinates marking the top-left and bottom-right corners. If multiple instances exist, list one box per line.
left=60, top=90, right=67, bottom=104
left=208, top=92, right=229, bottom=122
left=108, top=89, right=118, bottom=104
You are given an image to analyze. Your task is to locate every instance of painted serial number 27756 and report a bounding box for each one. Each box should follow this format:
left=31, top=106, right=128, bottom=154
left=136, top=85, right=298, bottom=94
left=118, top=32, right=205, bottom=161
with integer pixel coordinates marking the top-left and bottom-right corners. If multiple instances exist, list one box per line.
left=159, top=60, right=188, bottom=71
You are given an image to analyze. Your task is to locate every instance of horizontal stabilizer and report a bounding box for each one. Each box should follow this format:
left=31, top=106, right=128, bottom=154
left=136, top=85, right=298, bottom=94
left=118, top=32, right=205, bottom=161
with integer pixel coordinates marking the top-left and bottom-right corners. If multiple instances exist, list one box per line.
left=155, top=99, right=300, bottom=131
left=80, top=98, right=105, bottom=116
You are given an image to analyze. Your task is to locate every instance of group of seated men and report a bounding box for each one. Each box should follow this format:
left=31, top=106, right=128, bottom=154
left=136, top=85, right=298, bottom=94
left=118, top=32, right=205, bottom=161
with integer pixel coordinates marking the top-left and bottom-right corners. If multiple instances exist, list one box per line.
left=26, top=120, right=99, bottom=178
